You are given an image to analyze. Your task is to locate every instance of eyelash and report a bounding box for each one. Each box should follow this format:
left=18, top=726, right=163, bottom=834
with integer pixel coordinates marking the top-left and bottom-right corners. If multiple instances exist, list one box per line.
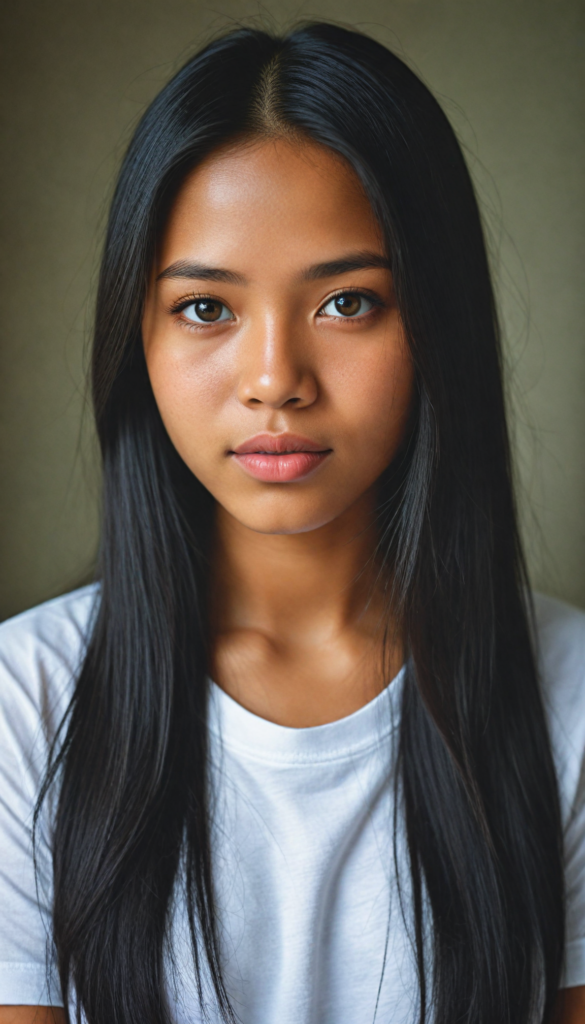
left=317, top=289, right=384, bottom=322
left=168, top=293, right=234, bottom=331
left=168, top=289, right=385, bottom=328
left=169, top=294, right=222, bottom=317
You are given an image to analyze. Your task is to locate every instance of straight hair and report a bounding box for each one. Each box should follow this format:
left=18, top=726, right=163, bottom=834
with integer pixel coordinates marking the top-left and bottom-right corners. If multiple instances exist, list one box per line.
left=37, top=23, right=564, bottom=1024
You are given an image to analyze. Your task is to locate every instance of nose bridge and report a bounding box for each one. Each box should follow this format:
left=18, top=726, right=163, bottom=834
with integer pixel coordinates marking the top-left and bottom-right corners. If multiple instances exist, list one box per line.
left=238, top=305, right=316, bottom=408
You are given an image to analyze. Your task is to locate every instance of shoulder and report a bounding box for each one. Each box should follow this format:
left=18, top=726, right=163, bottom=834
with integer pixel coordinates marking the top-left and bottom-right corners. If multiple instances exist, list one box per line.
left=0, top=588, right=97, bottom=1002
left=0, top=585, right=99, bottom=765
left=533, top=592, right=585, bottom=812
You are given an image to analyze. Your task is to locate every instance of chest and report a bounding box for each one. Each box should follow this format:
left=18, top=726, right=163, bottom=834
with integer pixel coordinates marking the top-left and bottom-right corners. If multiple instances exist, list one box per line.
left=168, top=736, right=419, bottom=1024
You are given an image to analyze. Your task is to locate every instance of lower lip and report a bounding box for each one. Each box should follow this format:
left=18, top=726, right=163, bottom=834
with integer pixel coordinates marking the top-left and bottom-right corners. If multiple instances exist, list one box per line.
left=232, top=451, right=331, bottom=482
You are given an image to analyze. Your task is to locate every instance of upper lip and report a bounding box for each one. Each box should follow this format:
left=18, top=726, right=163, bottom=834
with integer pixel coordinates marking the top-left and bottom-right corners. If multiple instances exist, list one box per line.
left=231, top=433, right=331, bottom=455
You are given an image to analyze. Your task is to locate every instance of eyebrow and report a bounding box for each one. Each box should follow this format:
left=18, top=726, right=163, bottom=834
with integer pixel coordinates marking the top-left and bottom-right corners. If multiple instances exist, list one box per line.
left=156, top=260, right=247, bottom=284
left=301, top=251, right=392, bottom=281
left=156, top=251, right=391, bottom=285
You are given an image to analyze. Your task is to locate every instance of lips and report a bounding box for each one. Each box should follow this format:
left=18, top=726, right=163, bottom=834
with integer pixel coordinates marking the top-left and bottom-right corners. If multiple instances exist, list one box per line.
left=230, top=433, right=332, bottom=482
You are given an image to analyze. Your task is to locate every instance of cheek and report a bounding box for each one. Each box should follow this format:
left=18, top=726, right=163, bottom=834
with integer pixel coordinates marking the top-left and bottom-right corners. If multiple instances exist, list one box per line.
left=145, top=340, right=231, bottom=458
left=328, top=339, right=414, bottom=466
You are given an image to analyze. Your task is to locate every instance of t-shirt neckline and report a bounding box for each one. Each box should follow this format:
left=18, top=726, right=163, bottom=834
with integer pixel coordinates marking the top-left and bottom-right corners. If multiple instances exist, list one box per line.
left=207, top=665, right=405, bottom=765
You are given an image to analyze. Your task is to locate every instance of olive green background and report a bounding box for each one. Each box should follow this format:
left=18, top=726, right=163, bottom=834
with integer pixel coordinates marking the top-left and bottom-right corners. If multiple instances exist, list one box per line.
left=0, top=0, right=583, bottom=620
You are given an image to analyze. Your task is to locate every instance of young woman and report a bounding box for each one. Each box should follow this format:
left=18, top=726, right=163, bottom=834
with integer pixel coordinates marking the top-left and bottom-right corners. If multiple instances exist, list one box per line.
left=0, top=22, right=583, bottom=1024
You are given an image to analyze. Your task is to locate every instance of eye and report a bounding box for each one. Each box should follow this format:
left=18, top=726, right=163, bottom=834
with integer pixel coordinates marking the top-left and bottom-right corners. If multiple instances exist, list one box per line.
left=182, top=299, right=234, bottom=323
left=320, top=293, right=375, bottom=318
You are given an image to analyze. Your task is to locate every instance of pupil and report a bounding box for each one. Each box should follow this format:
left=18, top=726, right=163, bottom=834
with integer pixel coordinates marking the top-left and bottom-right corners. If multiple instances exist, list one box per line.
left=335, top=294, right=360, bottom=316
left=196, top=300, right=220, bottom=322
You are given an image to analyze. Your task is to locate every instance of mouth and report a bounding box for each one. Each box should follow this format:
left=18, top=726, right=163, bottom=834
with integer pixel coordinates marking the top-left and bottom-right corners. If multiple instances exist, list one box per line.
left=230, top=433, right=332, bottom=483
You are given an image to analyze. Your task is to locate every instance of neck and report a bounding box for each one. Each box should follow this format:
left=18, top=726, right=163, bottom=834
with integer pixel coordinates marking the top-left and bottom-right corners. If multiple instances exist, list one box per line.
left=211, top=491, right=382, bottom=642
left=209, top=491, right=402, bottom=727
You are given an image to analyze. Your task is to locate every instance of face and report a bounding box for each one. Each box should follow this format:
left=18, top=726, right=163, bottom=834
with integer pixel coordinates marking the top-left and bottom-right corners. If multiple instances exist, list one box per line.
left=142, top=138, right=414, bottom=535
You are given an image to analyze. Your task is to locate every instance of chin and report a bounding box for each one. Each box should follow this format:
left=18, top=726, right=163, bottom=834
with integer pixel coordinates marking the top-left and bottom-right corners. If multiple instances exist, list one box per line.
left=229, top=502, right=343, bottom=537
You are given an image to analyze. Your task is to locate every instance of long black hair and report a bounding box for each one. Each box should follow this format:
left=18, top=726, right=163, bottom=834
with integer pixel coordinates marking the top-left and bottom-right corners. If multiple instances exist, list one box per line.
left=38, top=23, right=564, bottom=1024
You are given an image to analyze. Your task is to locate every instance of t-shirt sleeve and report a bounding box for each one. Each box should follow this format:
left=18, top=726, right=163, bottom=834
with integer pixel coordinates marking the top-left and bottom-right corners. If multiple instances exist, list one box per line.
left=0, top=588, right=96, bottom=1006
left=0, top=695, right=61, bottom=1003
left=564, top=756, right=585, bottom=987
left=0, top=655, right=60, bottom=1001
left=535, top=593, right=585, bottom=988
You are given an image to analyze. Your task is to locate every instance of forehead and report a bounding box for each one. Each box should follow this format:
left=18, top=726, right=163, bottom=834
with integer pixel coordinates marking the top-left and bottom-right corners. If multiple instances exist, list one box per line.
left=157, top=138, right=383, bottom=271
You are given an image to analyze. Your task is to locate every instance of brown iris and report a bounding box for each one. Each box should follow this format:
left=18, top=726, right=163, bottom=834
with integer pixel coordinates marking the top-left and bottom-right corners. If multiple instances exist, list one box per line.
left=334, top=294, right=362, bottom=316
left=193, top=300, right=223, bottom=321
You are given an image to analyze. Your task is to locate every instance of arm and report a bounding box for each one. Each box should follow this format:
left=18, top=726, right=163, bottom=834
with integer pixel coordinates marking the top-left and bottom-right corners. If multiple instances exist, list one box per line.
left=554, top=986, right=585, bottom=1023
left=0, top=1010, right=66, bottom=1023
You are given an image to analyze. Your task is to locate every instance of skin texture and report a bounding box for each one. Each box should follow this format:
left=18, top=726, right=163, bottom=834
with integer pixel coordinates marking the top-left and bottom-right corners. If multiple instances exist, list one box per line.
left=2, top=991, right=584, bottom=1024
left=2, top=990, right=583, bottom=1023
left=554, top=987, right=585, bottom=1023
left=142, top=137, right=412, bottom=727
left=0, top=1011, right=66, bottom=1023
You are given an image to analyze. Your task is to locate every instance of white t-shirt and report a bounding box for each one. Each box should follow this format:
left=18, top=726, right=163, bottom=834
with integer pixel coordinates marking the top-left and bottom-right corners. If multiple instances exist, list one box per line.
left=0, top=586, right=584, bottom=1022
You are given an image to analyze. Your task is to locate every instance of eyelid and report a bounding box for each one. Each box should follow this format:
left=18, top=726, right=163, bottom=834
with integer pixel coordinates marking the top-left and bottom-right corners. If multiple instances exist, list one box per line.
left=168, top=291, right=233, bottom=314
left=167, top=287, right=384, bottom=320
left=317, top=288, right=384, bottom=316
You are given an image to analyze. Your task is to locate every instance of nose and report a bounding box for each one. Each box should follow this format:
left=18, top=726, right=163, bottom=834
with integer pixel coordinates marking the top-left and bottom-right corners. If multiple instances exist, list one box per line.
left=236, top=312, right=318, bottom=410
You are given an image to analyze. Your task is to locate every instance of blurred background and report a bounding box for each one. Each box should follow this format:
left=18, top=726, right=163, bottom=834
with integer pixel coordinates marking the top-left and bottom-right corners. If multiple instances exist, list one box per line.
left=0, top=0, right=583, bottom=620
